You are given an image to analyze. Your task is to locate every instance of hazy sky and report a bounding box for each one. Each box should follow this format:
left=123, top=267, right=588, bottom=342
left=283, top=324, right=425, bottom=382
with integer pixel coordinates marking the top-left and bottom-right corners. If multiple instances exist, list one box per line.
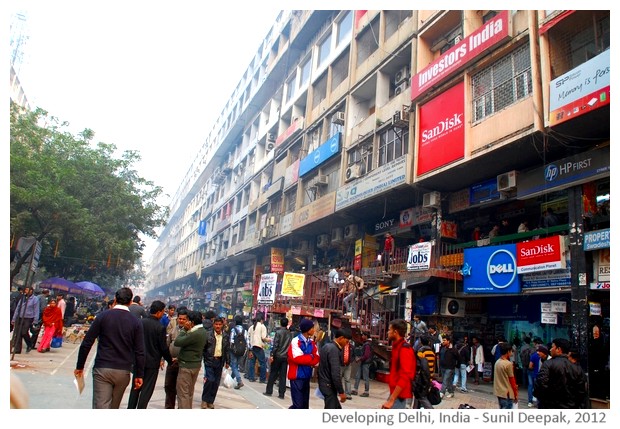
left=11, top=1, right=283, bottom=260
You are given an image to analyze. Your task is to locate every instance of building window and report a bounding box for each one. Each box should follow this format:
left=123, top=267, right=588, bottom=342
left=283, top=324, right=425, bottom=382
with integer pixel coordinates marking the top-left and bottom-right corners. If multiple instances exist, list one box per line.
left=385, top=10, right=412, bottom=40
left=331, top=50, right=349, bottom=90
left=356, top=17, right=379, bottom=65
left=285, top=77, right=295, bottom=103
left=347, top=140, right=373, bottom=174
left=337, top=11, right=353, bottom=46
left=472, top=44, right=532, bottom=122
left=318, top=33, right=332, bottom=69
left=378, top=128, right=408, bottom=167
left=299, top=57, right=311, bottom=87
left=312, top=72, right=327, bottom=107
left=548, top=11, right=609, bottom=78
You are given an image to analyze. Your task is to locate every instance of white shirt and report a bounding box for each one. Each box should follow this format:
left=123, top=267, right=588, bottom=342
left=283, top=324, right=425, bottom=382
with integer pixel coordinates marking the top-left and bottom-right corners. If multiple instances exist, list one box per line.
left=249, top=321, right=267, bottom=348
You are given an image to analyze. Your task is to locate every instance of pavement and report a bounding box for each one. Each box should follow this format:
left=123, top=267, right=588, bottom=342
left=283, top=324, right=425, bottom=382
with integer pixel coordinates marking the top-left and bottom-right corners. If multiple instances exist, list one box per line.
left=10, top=339, right=532, bottom=410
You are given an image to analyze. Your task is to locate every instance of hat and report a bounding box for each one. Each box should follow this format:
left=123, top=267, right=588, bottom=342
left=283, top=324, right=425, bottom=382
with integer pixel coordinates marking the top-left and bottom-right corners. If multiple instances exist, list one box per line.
left=299, top=318, right=314, bottom=333
left=537, top=345, right=549, bottom=355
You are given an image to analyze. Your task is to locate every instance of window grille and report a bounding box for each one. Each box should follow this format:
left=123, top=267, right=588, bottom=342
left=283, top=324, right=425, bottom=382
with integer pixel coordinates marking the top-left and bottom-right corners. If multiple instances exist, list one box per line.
left=472, top=44, right=532, bottom=122
left=378, top=128, right=408, bottom=166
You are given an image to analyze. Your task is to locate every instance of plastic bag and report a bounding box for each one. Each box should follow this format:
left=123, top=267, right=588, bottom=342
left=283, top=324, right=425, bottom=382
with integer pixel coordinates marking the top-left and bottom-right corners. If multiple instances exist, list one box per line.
left=314, top=387, right=325, bottom=400
left=223, top=368, right=235, bottom=389
left=51, top=336, right=63, bottom=348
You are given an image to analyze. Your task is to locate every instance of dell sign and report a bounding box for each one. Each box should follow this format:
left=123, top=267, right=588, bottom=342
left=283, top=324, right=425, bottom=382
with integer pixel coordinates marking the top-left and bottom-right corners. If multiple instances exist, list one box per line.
left=463, top=244, right=520, bottom=294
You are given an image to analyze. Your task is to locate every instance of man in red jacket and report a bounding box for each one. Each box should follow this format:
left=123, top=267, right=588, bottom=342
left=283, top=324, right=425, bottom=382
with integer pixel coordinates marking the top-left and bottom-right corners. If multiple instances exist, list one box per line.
left=287, top=318, right=320, bottom=408
left=381, top=319, right=415, bottom=409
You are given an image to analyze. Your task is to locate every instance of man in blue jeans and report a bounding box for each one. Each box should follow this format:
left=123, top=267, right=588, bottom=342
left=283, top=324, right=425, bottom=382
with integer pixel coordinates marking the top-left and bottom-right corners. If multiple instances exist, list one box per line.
left=229, top=315, right=247, bottom=389
left=438, top=335, right=459, bottom=399
left=246, top=313, right=270, bottom=383
left=352, top=333, right=372, bottom=397
left=527, top=344, right=547, bottom=407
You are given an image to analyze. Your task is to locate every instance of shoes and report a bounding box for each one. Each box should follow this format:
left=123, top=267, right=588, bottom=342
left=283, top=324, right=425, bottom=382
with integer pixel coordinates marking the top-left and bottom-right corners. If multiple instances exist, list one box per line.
left=247, top=378, right=256, bottom=382
left=45, top=348, right=50, bottom=352
left=460, top=388, right=468, bottom=393
left=278, top=395, right=285, bottom=399
left=201, top=401, right=208, bottom=409
left=207, top=403, right=214, bottom=409
left=259, top=380, right=267, bottom=384
left=360, top=392, right=369, bottom=397
left=263, top=392, right=272, bottom=397
left=527, top=402, right=534, bottom=408
left=350, top=390, right=358, bottom=395
left=346, top=395, right=352, bottom=400
left=446, top=393, right=454, bottom=398
left=26, top=346, right=32, bottom=353
left=234, top=382, right=244, bottom=389
left=439, top=392, right=444, bottom=399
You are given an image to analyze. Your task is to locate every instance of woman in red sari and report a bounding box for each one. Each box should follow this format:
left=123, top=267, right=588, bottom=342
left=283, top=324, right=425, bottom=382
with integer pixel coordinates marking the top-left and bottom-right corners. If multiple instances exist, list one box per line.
left=38, top=299, right=63, bottom=352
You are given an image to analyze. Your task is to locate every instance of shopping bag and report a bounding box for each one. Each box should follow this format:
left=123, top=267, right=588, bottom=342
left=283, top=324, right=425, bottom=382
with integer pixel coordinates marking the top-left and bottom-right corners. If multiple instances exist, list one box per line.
left=223, top=368, right=235, bottom=389
left=314, top=387, right=325, bottom=400
left=51, top=336, right=63, bottom=348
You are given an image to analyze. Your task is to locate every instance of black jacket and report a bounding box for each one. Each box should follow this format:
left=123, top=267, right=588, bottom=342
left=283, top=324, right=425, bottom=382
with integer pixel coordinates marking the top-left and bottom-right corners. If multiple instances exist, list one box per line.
left=142, top=315, right=173, bottom=368
left=439, top=345, right=460, bottom=369
left=534, top=355, right=588, bottom=408
left=271, top=326, right=293, bottom=359
left=318, top=342, right=345, bottom=394
left=203, top=328, right=230, bottom=367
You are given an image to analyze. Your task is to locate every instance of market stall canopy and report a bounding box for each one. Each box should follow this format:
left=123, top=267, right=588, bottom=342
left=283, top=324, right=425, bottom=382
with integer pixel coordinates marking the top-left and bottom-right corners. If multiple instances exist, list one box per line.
left=75, top=281, right=105, bottom=296
left=39, top=277, right=83, bottom=295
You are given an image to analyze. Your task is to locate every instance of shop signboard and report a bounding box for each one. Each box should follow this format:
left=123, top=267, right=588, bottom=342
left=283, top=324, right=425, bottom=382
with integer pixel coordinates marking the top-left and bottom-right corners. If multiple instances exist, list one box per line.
left=463, top=244, right=520, bottom=294
left=516, top=235, right=566, bottom=274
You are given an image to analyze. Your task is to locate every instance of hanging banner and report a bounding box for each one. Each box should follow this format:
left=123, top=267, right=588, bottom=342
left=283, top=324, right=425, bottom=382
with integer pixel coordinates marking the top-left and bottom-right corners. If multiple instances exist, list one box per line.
left=257, top=273, right=277, bottom=305
left=281, top=272, right=305, bottom=297
left=407, top=242, right=432, bottom=271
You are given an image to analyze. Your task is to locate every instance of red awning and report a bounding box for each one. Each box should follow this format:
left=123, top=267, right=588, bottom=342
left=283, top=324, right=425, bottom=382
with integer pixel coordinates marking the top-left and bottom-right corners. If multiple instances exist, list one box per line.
left=539, top=10, right=575, bottom=35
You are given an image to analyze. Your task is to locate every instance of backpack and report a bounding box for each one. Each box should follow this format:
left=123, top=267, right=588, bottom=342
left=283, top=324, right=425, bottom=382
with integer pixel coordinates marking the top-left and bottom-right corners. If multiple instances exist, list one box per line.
left=232, top=327, right=247, bottom=357
left=412, top=355, right=432, bottom=398
left=520, top=345, right=533, bottom=368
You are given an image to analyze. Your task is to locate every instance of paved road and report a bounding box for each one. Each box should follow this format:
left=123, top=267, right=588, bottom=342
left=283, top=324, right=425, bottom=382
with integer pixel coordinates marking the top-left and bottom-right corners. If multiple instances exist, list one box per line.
left=11, top=339, right=523, bottom=410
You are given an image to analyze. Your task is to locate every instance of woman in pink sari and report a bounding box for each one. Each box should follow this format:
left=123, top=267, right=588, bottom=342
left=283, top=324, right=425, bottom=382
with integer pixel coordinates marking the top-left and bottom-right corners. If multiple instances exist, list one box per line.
left=38, top=299, right=63, bottom=352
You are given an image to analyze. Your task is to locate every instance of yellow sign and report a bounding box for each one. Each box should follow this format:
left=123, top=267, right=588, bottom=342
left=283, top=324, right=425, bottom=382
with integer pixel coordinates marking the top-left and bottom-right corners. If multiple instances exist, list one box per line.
left=281, top=272, right=305, bottom=297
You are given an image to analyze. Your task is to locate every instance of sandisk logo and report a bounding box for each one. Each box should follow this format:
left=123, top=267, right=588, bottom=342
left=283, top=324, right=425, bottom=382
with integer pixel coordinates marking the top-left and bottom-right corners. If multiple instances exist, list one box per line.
left=520, top=244, right=554, bottom=257
left=421, top=113, right=463, bottom=142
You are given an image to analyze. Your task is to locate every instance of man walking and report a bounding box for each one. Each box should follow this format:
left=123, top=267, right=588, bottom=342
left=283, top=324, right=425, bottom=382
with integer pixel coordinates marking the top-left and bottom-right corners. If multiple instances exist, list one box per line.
left=352, top=332, right=372, bottom=397
left=287, top=318, right=320, bottom=409
left=229, top=315, right=248, bottom=390
left=338, top=269, right=364, bottom=318
left=11, top=286, right=40, bottom=354
left=438, top=335, right=459, bottom=399
left=534, top=338, right=588, bottom=408
left=201, top=317, right=230, bottom=409
left=74, top=287, right=145, bottom=409
left=247, top=313, right=270, bottom=383
left=174, top=310, right=207, bottom=409
left=264, top=317, right=292, bottom=399
left=381, top=319, right=415, bottom=409
left=164, top=306, right=186, bottom=408
left=318, top=328, right=351, bottom=409
left=493, top=342, right=518, bottom=409
left=127, top=300, right=173, bottom=409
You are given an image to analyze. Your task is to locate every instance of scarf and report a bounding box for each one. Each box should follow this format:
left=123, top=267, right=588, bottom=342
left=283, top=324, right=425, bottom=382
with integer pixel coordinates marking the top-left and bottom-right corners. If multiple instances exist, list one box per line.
left=42, top=305, right=63, bottom=337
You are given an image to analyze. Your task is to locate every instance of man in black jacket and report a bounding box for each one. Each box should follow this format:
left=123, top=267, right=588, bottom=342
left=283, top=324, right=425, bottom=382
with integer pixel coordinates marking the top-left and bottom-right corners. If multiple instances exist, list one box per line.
left=533, top=338, right=588, bottom=408
left=201, top=317, right=230, bottom=409
left=318, top=328, right=351, bottom=409
left=127, top=300, right=173, bottom=408
left=438, top=335, right=459, bottom=399
left=264, top=317, right=292, bottom=399
left=74, top=287, right=145, bottom=409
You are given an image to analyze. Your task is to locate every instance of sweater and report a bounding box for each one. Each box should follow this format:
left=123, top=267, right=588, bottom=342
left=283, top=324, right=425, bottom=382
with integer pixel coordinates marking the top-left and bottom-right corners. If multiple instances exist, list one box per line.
left=174, top=325, right=207, bottom=369
left=76, top=305, right=145, bottom=377
left=142, top=315, right=173, bottom=368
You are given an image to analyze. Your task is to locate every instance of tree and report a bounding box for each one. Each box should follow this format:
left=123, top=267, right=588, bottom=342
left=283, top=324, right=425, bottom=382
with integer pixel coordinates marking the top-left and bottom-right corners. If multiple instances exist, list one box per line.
left=10, top=102, right=168, bottom=286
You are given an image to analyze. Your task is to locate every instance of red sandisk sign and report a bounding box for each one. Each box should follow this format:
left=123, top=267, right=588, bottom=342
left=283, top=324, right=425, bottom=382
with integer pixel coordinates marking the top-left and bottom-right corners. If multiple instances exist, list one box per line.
left=516, top=235, right=566, bottom=274
left=411, top=10, right=511, bottom=101
left=417, top=81, right=465, bottom=175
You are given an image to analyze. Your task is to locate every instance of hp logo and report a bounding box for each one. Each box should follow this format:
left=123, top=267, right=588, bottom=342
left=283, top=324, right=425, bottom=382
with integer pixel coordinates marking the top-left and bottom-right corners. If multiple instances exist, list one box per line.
left=544, top=164, right=559, bottom=182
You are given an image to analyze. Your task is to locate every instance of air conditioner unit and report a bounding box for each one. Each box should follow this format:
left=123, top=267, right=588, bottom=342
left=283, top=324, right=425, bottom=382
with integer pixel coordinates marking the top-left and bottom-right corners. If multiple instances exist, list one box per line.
left=394, top=80, right=409, bottom=96
left=332, top=111, right=345, bottom=125
left=393, top=107, right=409, bottom=125
left=331, top=227, right=344, bottom=243
left=266, top=142, right=275, bottom=151
left=394, top=65, right=410, bottom=85
left=315, top=174, right=328, bottom=186
left=317, top=233, right=330, bottom=248
left=497, top=170, right=518, bottom=192
left=298, top=240, right=309, bottom=252
left=440, top=297, right=465, bottom=317
left=261, top=228, right=268, bottom=239
left=344, top=224, right=358, bottom=240
left=422, top=191, right=441, bottom=208
left=267, top=133, right=276, bottom=142
left=345, top=164, right=362, bottom=182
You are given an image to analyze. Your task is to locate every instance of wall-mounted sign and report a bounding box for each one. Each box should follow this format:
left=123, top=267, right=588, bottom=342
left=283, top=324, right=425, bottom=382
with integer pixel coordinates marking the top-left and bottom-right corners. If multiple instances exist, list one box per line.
left=584, top=228, right=610, bottom=251
left=257, top=273, right=278, bottom=305
left=299, top=132, right=341, bottom=176
left=417, top=81, right=465, bottom=175
left=550, top=300, right=567, bottom=313
left=541, top=312, right=558, bottom=324
left=463, top=244, right=520, bottom=294
left=411, top=10, right=510, bottom=101
left=549, top=49, right=610, bottom=126
left=407, top=242, right=432, bottom=271
left=516, top=235, right=566, bottom=274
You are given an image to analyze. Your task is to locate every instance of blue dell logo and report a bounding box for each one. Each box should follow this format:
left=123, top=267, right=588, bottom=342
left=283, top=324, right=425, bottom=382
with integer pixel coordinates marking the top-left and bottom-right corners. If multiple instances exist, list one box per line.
left=544, top=164, right=559, bottom=182
left=486, top=249, right=517, bottom=289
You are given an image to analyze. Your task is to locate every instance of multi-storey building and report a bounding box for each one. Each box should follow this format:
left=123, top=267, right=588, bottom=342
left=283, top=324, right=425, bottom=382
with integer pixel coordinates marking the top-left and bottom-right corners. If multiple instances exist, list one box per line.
left=147, top=10, right=609, bottom=404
